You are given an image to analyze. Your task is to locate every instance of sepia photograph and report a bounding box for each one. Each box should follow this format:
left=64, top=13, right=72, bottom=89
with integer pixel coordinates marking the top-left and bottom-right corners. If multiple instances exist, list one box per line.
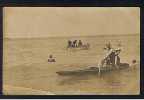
left=3, top=7, right=140, bottom=95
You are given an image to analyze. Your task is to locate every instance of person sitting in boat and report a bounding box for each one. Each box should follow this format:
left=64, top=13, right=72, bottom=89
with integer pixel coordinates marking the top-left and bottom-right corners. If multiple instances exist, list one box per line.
left=48, top=55, right=56, bottom=62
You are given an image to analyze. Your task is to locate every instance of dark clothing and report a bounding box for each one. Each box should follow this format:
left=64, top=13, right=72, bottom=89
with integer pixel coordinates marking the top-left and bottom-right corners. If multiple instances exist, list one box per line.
left=108, top=51, right=121, bottom=67
left=73, top=40, right=77, bottom=47
left=48, top=55, right=56, bottom=62
left=108, top=51, right=116, bottom=67
left=106, top=57, right=111, bottom=65
left=48, top=58, right=55, bottom=62
left=68, top=40, right=72, bottom=48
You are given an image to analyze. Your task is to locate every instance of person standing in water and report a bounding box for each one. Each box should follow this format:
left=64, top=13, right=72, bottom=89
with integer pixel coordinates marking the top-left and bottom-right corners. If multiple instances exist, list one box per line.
left=73, top=40, right=77, bottom=47
left=78, top=40, right=83, bottom=47
left=67, top=40, right=72, bottom=48
left=48, top=55, right=56, bottom=62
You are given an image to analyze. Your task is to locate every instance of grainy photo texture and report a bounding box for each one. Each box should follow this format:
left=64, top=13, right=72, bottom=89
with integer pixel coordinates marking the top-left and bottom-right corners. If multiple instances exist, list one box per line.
left=3, top=7, right=140, bottom=95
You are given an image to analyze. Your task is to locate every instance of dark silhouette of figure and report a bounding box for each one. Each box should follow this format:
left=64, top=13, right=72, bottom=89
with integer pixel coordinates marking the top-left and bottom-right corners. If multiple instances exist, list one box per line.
left=67, top=40, right=72, bottom=48
left=48, top=55, right=55, bottom=62
left=73, top=40, right=77, bottom=47
left=78, top=40, right=83, bottom=47
left=132, top=59, right=136, bottom=64
left=109, top=51, right=116, bottom=67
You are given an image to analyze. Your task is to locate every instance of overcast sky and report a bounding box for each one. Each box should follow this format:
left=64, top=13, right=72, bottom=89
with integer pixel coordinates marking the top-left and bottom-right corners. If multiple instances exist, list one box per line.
left=4, top=7, right=140, bottom=38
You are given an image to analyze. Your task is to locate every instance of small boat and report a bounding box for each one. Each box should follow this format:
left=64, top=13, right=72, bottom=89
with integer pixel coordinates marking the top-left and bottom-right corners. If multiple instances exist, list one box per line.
left=56, top=63, right=129, bottom=76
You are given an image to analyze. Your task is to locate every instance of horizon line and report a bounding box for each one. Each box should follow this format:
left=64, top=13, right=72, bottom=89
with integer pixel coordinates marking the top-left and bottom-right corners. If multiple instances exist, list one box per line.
left=4, top=33, right=139, bottom=39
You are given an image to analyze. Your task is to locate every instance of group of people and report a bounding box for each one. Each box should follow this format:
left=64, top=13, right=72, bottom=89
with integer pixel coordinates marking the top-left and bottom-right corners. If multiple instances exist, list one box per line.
left=99, top=42, right=121, bottom=68
left=67, top=40, right=83, bottom=48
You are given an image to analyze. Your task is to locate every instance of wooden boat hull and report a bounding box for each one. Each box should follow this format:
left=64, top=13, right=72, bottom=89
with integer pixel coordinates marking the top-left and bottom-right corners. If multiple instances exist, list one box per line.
left=56, top=63, right=129, bottom=76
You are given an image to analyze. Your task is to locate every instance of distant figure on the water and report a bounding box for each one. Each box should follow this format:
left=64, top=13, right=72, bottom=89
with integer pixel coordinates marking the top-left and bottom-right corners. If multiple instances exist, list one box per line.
left=81, top=43, right=90, bottom=50
left=72, top=40, right=77, bottom=47
left=48, top=55, right=56, bottom=62
left=132, top=59, right=136, bottom=64
left=78, top=40, right=83, bottom=47
left=67, top=40, right=72, bottom=48
left=86, top=43, right=90, bottom=48
left=132, top=59, right=137, bottom=69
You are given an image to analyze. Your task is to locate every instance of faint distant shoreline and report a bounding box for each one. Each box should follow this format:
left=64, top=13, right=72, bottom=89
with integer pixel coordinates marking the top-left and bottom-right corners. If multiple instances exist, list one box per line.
left=4, top=34, right=139, bottom=40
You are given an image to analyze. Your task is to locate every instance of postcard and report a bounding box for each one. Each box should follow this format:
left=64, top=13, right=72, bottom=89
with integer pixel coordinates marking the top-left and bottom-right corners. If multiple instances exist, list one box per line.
left=3, top=7, right=140, bottom=95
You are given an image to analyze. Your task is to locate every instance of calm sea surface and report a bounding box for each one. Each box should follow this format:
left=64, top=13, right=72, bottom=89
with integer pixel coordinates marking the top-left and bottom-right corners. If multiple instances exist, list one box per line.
left=3, top=34, right=140, bottom=95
